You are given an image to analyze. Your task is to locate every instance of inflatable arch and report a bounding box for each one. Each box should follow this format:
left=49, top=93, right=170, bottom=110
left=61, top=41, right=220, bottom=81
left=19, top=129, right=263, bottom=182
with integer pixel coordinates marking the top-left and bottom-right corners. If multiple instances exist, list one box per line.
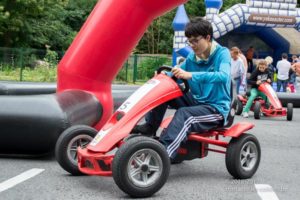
left=206, top=0, right=300, bottom=38
left=173, top=0, right=300, bottom=65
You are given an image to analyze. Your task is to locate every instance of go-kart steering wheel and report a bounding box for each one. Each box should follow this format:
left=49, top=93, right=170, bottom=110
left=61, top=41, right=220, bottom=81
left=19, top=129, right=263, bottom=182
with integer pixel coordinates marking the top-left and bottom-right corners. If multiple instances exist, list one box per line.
left=157, top=65, right=190, bottom=93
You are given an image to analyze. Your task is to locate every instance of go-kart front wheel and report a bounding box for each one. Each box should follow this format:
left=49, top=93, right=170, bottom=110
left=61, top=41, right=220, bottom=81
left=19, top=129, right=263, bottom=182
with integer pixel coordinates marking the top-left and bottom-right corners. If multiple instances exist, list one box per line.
left=253, top=101, right=261, bottom=119
left=225, top=134, right=261, bottom=179
left=112, top=136, right=170, bottom=198
left=55, top=125, right=97, bottom=175
left=287, top=103, right=293, bottom=121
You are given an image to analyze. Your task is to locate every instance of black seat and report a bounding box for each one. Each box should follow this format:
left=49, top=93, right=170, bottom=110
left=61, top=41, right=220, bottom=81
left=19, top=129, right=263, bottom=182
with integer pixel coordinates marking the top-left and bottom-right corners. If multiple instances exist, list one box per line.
left=223, top=98, right=237, bottom=128
left=216, top=81, right=237, bottom=130
left=218, top=81, right=236, bottom=128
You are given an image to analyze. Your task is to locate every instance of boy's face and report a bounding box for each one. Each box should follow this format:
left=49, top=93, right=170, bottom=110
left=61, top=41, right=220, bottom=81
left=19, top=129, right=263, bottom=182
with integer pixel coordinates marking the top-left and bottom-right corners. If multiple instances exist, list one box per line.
left=258, top=64, right=267, bottom=72
left=186, top=35, right=211, bottom=57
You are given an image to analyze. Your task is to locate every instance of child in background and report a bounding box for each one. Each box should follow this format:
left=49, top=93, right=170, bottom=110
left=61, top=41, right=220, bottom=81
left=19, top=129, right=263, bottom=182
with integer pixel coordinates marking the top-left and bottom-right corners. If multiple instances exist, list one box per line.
left=242, top=60, right=272, bottom=118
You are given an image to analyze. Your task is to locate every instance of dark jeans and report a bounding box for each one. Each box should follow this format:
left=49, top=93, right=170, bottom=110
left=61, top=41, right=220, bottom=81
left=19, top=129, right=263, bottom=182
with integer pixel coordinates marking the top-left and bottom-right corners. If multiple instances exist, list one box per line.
left=277, top=79, right=288, bottom=92
left=145, top=92, right=223, bottom=158
left=233, top=77, right=241, bottom=95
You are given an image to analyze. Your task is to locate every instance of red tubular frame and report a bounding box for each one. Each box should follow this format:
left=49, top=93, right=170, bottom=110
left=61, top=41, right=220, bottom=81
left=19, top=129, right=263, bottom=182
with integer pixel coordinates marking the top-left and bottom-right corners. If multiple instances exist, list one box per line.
left=188, top=133, right=228, bottom=148
left=77, top=121, right=254, bottom=176
left=78, top=148, right=113, bottom=176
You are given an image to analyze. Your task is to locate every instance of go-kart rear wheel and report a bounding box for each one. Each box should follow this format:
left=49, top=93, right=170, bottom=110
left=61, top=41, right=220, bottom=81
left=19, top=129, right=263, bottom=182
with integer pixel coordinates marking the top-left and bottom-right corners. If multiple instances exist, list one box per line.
left=287, top=103, right=293, bottom=121
left=112, top=136, right=170, bottom=198
left=226, top=134, right=261, bottom=179
left=253, top=101, right=261, bottom=119
left=55, top=125, right=97, bottom=175
left=235, top=98, right=243, bottom=115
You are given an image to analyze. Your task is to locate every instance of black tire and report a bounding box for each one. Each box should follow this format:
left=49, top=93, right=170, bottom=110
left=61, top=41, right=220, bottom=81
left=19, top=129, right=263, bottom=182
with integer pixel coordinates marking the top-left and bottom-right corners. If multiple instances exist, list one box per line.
left=112, top=136, right=170, bottom=198
left=226, top=134, right=261, bottom=179
left=287, top=103, right=293, bottom=121
left=55, top=125, right=97, bottom=175
left=235, top=99, right=243, bottom=115
left=123, top=134, right=140, bottom=142
left=253, top=101, right=261, bottom=119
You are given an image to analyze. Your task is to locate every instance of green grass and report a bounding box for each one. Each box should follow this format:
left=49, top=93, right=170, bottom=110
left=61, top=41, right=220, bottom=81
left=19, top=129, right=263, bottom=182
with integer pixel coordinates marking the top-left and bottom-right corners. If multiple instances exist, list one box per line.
left=0, top=65, right=57, bottom=82
left=0, top=65, right=148, bottom=84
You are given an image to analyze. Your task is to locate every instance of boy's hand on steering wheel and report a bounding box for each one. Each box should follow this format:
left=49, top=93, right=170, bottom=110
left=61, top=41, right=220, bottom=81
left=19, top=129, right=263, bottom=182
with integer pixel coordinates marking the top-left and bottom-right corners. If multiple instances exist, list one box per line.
left=172, top=67, right=192, bottom=80
left=256, top=80, right=262, bottom=85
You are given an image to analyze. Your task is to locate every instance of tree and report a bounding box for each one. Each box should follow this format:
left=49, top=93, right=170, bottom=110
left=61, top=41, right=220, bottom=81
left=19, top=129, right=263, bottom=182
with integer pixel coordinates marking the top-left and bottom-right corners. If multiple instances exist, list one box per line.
left=64, top=0, right=98, bottom=31
left=0, top=0, right=89, bottom=51
left=0, top=0, right=70, bottom=48
left=136, top=0, right=205, bottom=54
left=221, top=0, right=244, bottom=11
left=136, top=12, right=176, bottom=54
left=2, top=0, right=298, bottom=54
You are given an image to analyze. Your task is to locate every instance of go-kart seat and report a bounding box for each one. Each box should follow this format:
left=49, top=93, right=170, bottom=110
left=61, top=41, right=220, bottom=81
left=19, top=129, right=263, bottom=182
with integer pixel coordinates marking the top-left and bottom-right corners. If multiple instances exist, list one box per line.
left=223, top=97, right=237, bottom=128
left=216, top=81, right=237, bottom=129
left=223, top=81, right=237, bottom=128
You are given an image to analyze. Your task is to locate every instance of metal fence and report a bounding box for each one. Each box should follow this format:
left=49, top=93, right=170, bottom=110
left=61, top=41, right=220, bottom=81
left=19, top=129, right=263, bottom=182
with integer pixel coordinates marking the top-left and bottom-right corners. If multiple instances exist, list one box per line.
left=116, top=54, right=172, bottom=83
left=0, top=47, right=171, bottom=83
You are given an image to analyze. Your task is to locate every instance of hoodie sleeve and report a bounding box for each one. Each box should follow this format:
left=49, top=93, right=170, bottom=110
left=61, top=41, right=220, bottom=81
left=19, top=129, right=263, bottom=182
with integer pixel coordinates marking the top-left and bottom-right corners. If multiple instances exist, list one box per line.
left=190, top=48, right=231, bottom=83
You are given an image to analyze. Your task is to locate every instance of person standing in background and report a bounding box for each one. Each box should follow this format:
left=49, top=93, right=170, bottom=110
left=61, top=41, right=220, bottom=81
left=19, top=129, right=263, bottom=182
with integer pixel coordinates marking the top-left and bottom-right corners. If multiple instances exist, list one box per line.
left=230, top=47, right=245, bottom=95
left=288, top=57, right=297, bottom=93
left=276, top=53, right=291, bottom=92
left=238, top=48, right=248, bottom=93
left=291, top=55, right=299, bottom=64
left=246, top=46, right=256, bottom=73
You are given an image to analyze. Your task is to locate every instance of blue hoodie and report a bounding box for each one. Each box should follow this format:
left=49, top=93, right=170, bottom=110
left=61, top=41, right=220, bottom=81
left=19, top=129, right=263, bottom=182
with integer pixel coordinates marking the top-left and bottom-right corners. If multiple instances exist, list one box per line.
left=180, top=43, right=231, bottom=124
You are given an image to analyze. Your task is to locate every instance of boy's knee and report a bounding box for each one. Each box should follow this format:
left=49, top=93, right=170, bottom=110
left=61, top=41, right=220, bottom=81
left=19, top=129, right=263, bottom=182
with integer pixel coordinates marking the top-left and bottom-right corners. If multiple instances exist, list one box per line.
left=177, top=107, right=187, bottom=113
left=174, top=107, right=190, bottom=119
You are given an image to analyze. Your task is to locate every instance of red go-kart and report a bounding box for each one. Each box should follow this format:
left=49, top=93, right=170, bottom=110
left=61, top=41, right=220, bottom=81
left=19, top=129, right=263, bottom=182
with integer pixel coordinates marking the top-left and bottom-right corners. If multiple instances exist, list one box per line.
left=55, top=66, right=261, bottom=198
left=236, top=82, right=293, bottom=120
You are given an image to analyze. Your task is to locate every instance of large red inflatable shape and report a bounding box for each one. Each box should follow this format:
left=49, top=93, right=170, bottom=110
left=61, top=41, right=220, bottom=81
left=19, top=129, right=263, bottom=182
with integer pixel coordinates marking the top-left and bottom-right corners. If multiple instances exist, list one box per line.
left=58, top=0, right=187, bottom=128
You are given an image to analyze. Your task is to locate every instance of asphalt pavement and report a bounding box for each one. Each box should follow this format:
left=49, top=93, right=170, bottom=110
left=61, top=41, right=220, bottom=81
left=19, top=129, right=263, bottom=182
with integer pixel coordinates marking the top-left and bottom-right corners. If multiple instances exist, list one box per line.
left=0, top=109, right=299, bottom=200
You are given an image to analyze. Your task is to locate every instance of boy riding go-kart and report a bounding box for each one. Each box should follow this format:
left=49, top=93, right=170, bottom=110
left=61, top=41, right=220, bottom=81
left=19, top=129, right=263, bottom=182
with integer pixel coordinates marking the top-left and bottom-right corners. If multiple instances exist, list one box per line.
left=55, top=18, right=261, bottom=198
left=236, top=59, right=293, bottom=120
left=55, top=66, right=260, bottom=198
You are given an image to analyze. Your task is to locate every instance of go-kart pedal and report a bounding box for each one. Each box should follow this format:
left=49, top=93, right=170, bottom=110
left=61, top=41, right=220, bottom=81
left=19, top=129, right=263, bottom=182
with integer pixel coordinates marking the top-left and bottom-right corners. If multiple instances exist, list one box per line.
left=131, top=123, right=156, bottom=136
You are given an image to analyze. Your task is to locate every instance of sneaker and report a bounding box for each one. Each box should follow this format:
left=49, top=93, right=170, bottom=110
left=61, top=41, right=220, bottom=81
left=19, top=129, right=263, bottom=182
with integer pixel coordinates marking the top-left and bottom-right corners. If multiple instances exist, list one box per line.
left=131, top=123, right=156, bottom=136
left=242, top=112, right=249, bottom=118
